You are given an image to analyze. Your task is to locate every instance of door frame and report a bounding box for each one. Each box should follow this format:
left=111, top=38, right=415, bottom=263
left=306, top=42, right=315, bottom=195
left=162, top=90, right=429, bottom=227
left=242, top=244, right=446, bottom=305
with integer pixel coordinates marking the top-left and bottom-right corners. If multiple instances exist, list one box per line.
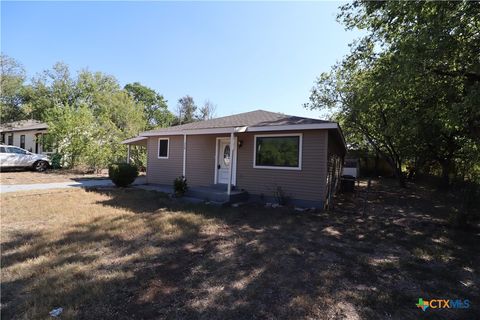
left=214, top=137, right=237, bottom=185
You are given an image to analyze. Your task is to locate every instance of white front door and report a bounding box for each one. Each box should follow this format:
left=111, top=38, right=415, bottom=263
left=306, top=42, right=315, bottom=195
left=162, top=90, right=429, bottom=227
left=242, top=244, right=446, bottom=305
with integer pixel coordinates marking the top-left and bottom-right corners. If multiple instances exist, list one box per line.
left=217, top=139, right=231, bottom=184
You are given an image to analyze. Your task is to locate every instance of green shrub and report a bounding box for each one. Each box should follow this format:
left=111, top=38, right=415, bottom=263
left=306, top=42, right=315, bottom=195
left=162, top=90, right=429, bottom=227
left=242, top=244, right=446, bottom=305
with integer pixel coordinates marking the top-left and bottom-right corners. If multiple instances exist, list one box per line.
left=50, top=153, right=62, bottom=169
left=108, top=163, right=139, bottom=187
left=173, top=176, right=188, bottom=197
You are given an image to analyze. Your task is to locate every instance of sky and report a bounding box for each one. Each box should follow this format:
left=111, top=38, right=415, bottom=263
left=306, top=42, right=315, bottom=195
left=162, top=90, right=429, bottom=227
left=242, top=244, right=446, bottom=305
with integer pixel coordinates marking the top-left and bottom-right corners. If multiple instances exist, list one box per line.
left=1, top=1, right=363, bottom=119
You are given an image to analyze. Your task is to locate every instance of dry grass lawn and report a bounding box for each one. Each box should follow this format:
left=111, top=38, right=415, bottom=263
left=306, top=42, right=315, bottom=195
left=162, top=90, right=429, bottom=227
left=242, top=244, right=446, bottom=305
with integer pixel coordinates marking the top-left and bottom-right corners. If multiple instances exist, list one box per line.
left=1, top=180, right=478, bottom=319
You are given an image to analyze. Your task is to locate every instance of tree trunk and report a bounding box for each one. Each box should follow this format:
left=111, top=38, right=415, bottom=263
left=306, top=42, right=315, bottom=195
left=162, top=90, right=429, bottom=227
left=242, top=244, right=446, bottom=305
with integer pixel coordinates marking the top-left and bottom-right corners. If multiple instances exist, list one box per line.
left=440, top=160, right=451, bottom=189
left=395, top=166, right=406, bottom=187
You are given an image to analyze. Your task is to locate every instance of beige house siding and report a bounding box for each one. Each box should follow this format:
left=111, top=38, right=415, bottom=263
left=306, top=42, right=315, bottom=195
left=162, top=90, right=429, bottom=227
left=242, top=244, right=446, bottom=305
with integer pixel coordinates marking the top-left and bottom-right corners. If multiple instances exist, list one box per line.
left=185, top=134, right=217, bottom=186
left=146, top=135, right=183, bottom=184
left=146, top=129, right=331, bottom=203
left=236, top=130, right=328, bottom=202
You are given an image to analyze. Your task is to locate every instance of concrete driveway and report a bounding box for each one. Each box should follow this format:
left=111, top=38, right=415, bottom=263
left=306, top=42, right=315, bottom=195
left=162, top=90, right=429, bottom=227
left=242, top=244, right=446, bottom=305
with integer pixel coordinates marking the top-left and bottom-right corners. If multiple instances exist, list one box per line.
left=0, top=176, right=146, bottom=194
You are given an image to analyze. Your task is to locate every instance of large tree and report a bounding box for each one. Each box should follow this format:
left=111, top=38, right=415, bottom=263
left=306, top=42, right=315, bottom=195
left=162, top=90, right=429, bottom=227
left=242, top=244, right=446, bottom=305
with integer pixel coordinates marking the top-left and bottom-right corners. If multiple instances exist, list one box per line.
left=124, top=82, right=174, bottom=129
left=307, top=1, right=480, bottom=186
left=0, top=54, right=27, bottom=122
left=176, top=95, right=197, bottom=124
left=24, top=63, right=146, bottom=169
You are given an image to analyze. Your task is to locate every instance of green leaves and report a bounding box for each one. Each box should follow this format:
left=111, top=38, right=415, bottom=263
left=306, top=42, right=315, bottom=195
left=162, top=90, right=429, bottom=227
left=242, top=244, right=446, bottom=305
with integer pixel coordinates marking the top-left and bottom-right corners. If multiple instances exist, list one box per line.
left=124, top=82, right=174, bottom=129
left=308, top=0, right=480, bottom=185
left=23, top=64, right=147, bottom=170
left=0, top=54, right=27, bottom=122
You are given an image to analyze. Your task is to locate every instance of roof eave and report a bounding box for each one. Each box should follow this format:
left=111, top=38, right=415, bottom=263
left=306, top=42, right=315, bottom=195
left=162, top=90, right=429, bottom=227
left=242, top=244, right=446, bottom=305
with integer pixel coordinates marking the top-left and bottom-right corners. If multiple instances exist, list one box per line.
left=140, top=123, right=338, bottom=137
left=140, top=126, right=248, bottom=137
left=0, top=127, right=48, bottom=133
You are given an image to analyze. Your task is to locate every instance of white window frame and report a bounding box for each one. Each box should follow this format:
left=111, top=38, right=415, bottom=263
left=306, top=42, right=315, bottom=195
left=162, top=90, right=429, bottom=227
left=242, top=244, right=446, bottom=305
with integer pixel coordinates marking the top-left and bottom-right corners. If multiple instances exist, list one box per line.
left=157, top=137, right=170, bottom=159
left=253, top=133, right=302, bottom=170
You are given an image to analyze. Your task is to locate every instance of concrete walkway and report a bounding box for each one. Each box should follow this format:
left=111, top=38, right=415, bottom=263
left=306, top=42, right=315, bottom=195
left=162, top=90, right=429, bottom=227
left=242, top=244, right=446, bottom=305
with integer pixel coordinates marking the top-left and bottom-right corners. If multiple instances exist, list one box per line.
left=0, top=176, right=146, bottom=194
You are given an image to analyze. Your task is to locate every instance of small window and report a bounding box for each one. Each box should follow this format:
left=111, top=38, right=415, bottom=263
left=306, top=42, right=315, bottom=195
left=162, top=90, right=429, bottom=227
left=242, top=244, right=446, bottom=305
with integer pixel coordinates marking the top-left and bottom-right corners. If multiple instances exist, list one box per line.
left=254, top=134, right=302, bottom=170
left=223, top=145, right=231, bottom=166
left=0, top=133, right=4, bottom=143
left=158, top=138, right=169, bottom=159
left=0, top=146, right=6, bottom=153
left=7, top=134, right=13, bottom=145
left=20, top=135, right=25, bottom=149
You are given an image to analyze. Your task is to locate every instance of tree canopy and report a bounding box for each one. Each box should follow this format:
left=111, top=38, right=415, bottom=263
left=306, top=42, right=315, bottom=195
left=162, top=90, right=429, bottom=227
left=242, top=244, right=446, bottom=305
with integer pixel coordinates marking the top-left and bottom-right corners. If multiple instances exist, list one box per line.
left=0, top=55, right=221, bottom=170
left=0, top=54, right=27, bottom=122
left=124, top=82, right=174, bottom=129
left=176, top=95, right=197, bottom=124
left=306, top=0, right=480, bottom=186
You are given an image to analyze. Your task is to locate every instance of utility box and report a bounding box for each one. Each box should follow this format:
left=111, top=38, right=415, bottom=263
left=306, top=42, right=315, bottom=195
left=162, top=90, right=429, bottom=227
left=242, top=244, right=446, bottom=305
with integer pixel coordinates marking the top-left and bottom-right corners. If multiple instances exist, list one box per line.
left=340, top=175, right=355, bottom=192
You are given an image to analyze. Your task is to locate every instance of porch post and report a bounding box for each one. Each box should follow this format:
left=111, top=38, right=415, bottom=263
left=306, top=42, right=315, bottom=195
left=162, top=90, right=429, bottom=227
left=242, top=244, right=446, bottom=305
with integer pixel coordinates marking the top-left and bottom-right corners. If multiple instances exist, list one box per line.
left=183, top=134, right=187, bottom=177
left=127, top=144, right=131, bottom=164
left=227, top=132, right=234, bottom=195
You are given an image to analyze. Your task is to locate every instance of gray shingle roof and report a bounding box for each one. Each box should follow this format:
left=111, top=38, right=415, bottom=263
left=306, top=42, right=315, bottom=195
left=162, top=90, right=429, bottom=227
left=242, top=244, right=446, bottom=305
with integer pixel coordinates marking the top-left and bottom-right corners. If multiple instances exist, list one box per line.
left=142, top=109, right=332, bottom=134
left=0, top=120, right=48, bottom=133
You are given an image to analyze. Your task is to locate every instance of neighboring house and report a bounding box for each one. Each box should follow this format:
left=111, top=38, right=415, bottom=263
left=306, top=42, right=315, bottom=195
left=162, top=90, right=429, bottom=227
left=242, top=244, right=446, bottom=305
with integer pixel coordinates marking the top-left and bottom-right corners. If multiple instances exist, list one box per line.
left=123, top=110, right=346, bottom=207
left=0, top=120, right=50, bottom=154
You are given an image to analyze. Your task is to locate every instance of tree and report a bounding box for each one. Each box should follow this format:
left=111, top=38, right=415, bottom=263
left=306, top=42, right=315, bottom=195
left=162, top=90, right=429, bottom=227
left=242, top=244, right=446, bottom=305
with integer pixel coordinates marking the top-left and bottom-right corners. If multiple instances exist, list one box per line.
left=24, top=63, right=148, bottom=170
left=44, top=103, right=97, bottom=168
left=124, top=82, right=174, bottom=129
left=176, top=95, right=197, bottom=124
left=0, top=54, right=27, bottom=122
left=198, top=100, right=217, bottom=120
left=307, top=52, right=417, bottom=186
left=21, top=62, right=77, bottom=120
left=307, top=1, right=480, bottom=187
left=90, top=90, right=146, bottom=169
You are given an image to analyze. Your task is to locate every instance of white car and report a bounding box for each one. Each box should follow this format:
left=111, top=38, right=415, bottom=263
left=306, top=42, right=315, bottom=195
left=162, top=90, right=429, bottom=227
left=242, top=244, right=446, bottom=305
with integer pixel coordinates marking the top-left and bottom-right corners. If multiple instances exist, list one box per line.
left=0, top=145, right=51, bottom=172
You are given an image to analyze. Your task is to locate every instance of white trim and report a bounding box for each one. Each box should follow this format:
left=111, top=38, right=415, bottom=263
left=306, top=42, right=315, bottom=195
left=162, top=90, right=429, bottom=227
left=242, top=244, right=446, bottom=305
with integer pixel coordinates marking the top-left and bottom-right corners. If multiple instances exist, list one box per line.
left=141, top=126, right=247, bottom=137
left=228, top=133, right=234, bottom=195
left=121, top=136, right=148, bottom=145
left=214, top=138, right=219, bottom=184
left=182, top=134, right=186, bottom=176
left=140, top=124, right=336, bottom=137
left=253, top=133, right=303, bottom=170
left=157, top=137, right=170, bottom=159
left=214, top=137, right=237, bottom=185
left=248, top=123, right=337, bottom=132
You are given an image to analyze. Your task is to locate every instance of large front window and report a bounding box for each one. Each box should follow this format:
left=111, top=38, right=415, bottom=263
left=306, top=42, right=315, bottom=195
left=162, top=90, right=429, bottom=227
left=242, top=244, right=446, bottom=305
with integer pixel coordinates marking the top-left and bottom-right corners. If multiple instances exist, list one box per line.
left=254, top=134, right=302, bottom=170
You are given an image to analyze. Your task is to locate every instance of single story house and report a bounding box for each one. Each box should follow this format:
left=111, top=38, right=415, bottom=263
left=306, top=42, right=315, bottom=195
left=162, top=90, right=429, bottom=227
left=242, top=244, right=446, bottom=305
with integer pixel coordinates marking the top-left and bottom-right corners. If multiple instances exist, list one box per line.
left=123, top=110, right=346, bottom=207
left=0, top=120, right=50, bottom=154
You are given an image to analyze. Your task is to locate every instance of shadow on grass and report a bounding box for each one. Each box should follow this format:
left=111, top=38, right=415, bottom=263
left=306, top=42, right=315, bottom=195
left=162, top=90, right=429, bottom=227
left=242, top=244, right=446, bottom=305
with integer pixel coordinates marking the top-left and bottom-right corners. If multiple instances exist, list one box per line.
left=1, top=181, right=479, bottom=319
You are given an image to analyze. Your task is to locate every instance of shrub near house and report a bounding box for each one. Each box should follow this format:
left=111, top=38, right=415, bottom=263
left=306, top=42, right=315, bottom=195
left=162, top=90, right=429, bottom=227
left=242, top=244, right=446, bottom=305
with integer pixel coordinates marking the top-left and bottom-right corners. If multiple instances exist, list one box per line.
left=108, top=163, right=138, bottom=187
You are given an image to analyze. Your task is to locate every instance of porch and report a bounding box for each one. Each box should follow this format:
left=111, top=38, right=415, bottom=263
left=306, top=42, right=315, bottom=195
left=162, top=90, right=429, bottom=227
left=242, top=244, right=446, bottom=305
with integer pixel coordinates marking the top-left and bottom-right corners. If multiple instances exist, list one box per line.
left=122, top=130, right=242, bottom=198
left=136, top=183, right=248, bottom=204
